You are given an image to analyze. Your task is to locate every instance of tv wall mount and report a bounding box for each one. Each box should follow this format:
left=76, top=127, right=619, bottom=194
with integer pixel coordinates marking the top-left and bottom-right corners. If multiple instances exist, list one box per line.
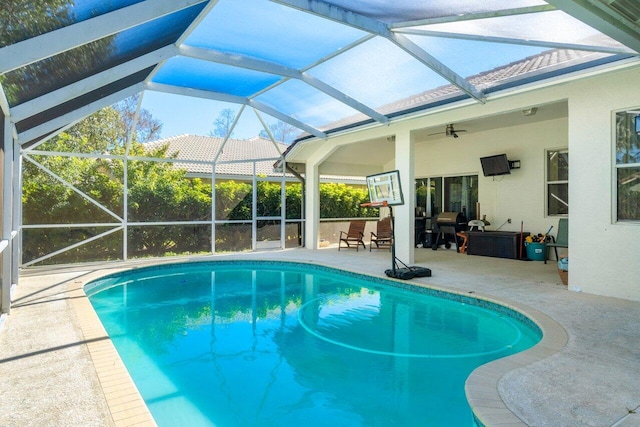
left=364, top=171, right=432, bottom=280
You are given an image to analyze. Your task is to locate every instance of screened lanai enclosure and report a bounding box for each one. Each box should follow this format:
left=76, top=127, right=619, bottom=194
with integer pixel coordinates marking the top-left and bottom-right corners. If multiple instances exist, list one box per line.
left=21, top=131, right=303, bottom=265
left=2, top=0, right=640, bottom=313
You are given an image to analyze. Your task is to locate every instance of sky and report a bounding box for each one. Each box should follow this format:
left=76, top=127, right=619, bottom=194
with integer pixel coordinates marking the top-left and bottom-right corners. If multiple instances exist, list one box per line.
left=140, top=91, right=270, bottom=141
left=139, top=35, right=546, bottom=143
left=132, top=0, right=604, bottom=143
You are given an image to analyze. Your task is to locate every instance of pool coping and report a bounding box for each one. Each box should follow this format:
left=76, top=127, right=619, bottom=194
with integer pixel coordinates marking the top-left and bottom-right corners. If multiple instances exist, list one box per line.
left=69, top=271, right=157, bottom=427
left=462, top=294, right=568, bottom=426
left=74, top=257, right=569, bottom=427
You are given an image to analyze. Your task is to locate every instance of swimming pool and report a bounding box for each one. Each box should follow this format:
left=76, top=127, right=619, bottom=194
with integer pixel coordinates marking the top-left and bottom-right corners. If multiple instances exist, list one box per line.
left=86, top=260, right=541, bottom=426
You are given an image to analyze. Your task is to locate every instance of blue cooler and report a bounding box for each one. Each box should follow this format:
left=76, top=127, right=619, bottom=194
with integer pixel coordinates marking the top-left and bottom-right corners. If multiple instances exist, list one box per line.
left=525, top=242, right=545, bottom=261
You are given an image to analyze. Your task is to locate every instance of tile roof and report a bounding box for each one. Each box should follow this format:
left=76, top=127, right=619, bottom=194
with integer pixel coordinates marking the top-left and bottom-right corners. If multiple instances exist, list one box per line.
left=306, top=48, right=616, bottom=135
left=144, top=134, right=366, bottom=184
left=144, top=135, right=288, bottom=177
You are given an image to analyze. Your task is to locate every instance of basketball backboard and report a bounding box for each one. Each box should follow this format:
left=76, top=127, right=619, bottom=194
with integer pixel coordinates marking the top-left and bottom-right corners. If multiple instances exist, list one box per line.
left=366, top=170, right=404, bottom=206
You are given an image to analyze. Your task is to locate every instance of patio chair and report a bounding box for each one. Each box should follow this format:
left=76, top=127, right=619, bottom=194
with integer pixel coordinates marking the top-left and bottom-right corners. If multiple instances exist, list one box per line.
left=338, top=220, right=367, bottom=251
left=370, top=217, right=392, bottom=251
left=545, top=218, right=568, bottom=263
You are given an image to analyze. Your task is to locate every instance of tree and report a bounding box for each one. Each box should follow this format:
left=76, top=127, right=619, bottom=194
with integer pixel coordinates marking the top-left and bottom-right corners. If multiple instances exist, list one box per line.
left=22, top=102, right=210, bottom=263
left=115, top=94, right=162, bottom=144
left=259, top=120, right=300, bottom=143
left=210, top=108, right=237, bottom=138
left=0, top=1, right=70, bottom=46
left=0, top=1, right=115, bottom=106
left=22, top=101, right=375, bottom=263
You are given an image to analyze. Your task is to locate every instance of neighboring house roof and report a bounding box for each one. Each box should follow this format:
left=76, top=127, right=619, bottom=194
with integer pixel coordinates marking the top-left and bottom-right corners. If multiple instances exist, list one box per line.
left=144, top=134, right=366, bottom=184
left=145, top=135, right=288, bottom=178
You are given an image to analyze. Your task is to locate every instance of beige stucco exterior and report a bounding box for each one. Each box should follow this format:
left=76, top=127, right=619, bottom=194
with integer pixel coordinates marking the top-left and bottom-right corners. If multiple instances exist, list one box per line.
left=292, top=61, right=640, bottom=302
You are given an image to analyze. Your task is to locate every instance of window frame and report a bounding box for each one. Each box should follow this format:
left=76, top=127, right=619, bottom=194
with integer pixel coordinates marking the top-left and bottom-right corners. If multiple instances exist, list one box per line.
left=545, top=147, right=569, bottom=217
left=613, top=109, right=640, bottom=223
left=415, top=174, right=478, bottom=221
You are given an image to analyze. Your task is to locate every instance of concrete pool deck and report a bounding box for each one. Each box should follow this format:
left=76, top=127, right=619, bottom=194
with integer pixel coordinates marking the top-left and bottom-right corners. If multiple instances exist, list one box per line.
left=0, top=247, right=638, bottom=426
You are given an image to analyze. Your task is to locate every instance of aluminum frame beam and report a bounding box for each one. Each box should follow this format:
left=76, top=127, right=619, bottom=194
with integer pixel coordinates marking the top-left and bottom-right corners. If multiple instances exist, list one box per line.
left=146, top=81, right=247, bottom=104
left=546, top=0, right=640, bottom=53
left=0, top=84, right=10, bottom=118
left=178, top=46, right=389, bottom=124
left=390, top=5, right=558, bottom=28
left=248, top=100, right=327, bottom=140
left=146, top=82, right=327, bottom=139
left=23, top=154, right=124, bottom=223
left=388, top=32, right=486, bottom=102
left=176, top=0, right=222, bottom=46
left=0, top=0, right=207, bottom=75
left=11, top=46, right=178, bottom=122
left=17, top=84, right=145, bottom=145
left=393, top=28, right=636, bottom=55
left=270, top=0, right=486, bottom=103
left=22, top=226, right=123, bottom=268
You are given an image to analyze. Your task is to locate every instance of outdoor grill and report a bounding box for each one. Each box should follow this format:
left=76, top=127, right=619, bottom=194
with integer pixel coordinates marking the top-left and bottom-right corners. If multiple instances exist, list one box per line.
left=432, top=211, right=467, bottom=250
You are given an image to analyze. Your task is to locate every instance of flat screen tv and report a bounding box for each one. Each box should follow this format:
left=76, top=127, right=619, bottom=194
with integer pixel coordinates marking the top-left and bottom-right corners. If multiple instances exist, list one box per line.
left=480, top=154, right=511, bottom=177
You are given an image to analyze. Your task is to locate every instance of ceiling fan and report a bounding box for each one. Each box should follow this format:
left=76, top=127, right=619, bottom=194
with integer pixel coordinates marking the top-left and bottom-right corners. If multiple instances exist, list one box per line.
left=428, top=124, right=467, bottom=138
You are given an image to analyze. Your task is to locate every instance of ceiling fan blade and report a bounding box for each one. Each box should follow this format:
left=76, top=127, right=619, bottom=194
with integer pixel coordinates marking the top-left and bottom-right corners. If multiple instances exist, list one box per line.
left=429, top=124, right=468, bottom=137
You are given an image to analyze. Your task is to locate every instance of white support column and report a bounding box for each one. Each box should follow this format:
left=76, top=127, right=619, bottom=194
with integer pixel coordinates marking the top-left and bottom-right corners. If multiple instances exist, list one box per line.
left=2, top=116, right=14, bottom=314
left=122, top=92, right=144, bottom=262
left=252, top=162, right=257, bottom=251
left=11, top=138, right=20, bottom=284
left=211, top=165, right=216, bottom=254
left=280, top=170, right=286, bottom=249
left=123, top=154, right=129, bottom=261
left=394, top=129, right=415, bottom=264
left=304, top=161, right=320, bottom=249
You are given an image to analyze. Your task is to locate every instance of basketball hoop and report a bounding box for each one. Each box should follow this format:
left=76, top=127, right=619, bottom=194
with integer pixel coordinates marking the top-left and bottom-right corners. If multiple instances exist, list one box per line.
left=362, top=172, right=431, bottom=280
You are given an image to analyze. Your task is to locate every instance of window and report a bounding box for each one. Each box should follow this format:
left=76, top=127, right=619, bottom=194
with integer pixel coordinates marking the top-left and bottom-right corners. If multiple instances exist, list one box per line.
left=416, top=175, right=478, bottom=220
left=546, top=149, right=569, bottom=216
left=615, top=111, right=640, bottom=221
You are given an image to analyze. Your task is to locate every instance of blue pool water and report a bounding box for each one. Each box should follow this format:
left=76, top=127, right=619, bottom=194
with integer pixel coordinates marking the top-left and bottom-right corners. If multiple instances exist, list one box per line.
left=86, top=261, right=541, bottom=426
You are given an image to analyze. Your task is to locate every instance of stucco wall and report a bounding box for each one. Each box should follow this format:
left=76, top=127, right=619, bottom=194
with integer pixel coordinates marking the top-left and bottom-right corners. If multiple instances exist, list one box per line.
left=302, top=62, right=640, bottom=301
left=413, top=117, right=568, bottom=237
left=565, top=67, right=640, bottom=301
left=403, top=66, right=640, bottom=301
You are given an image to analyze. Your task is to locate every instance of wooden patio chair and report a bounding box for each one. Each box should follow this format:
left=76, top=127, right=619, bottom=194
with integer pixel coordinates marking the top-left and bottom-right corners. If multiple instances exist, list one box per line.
left=370, top=217, right=392, bottom=251
left=338, top=220, right=367, bottom=251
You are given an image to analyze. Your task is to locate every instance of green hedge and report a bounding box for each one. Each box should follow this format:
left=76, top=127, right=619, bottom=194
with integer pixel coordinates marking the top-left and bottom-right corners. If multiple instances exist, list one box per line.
left=21, top=105, right=377, bottom=263
left=24, top=164, right=375, bottom=263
